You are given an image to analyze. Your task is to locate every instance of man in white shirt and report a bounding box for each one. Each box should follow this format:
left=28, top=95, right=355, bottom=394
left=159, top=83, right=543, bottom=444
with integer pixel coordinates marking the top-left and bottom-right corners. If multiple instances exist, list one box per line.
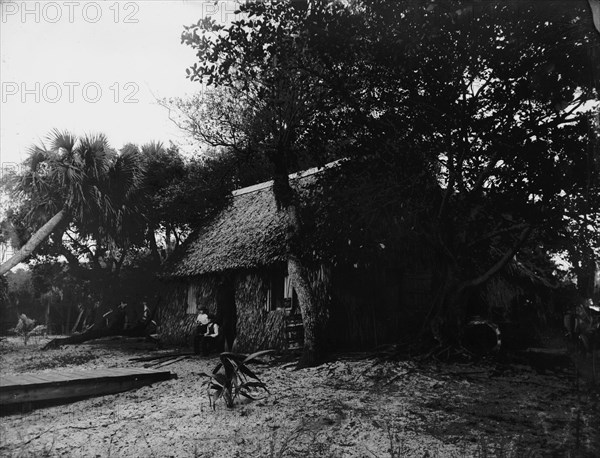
left=194, top=309, right=220, bottom=355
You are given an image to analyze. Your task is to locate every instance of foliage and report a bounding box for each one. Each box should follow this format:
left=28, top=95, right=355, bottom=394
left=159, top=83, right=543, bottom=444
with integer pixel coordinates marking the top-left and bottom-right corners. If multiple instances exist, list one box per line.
left=1, top=130, right=147, bottom=274
left=182, top=0, right=354, bottom=206
left=4, top=269, right=38, bottom=327
left=565, top=299, right=600, bottom=354
left=183, top=0, right=600, bottom=346
left=182, top=0, right=354, bottom=367
left=553, top=111, right=600, bottom=297
left=203, top=350, right=272, bottom=409
left=2, top=132, right=270, bottom=339
left=138, top=141, right=275, bottom=265
left=0, top=276, right=8, bottom=334
left=13, top=314, right=36, bottom=344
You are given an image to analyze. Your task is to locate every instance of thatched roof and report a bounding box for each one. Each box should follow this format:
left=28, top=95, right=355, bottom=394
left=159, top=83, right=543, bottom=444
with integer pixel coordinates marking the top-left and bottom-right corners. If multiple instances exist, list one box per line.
left=162, top=165, right=330, bottom=279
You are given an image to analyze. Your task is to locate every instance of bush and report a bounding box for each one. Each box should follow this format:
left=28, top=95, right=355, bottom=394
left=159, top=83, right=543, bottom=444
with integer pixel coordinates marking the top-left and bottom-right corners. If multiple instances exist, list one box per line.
left=203, top=350, right=272, bottom=409
left=13, top=314, right=36, bottom=344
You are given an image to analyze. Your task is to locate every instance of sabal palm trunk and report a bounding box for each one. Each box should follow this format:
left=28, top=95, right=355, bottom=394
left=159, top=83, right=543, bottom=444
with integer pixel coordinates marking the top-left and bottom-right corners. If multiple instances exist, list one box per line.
left=0, top=209, right=67, bottom=276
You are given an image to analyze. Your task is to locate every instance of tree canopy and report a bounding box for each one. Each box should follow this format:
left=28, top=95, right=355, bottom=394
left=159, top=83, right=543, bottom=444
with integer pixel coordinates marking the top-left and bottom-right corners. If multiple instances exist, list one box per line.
left=183, top=0, right=600, bottom=346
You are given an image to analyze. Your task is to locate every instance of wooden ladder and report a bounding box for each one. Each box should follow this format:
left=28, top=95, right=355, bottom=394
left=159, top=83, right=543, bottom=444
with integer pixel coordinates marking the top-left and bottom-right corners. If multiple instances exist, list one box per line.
left=284, top=312, right=303, bottom=351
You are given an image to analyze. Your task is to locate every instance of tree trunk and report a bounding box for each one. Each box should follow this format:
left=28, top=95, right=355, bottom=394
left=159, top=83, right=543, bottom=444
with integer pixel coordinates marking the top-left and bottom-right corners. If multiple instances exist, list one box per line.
left=65, top=304, right=72, bottom=335
left=270, top=147, right=325, bottom=367
left=282, top=204, right=326, bottom=368
left=45, top=299, right=51, bottom=334
left=288, top=256, right=324, bottom=368
left=0, top=209, right=68, bottom=276
left=426, top=261, right=469, bottom=348
left=71, top=307, right=85, bottom=334
left=430, top=285, right=469, bottom=348
left=148, top=225, right=162, bottom=266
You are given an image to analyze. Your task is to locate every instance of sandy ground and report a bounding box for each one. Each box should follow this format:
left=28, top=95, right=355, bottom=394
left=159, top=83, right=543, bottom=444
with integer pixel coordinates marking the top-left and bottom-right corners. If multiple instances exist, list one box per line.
left=0, top=336, right=598, bottom=457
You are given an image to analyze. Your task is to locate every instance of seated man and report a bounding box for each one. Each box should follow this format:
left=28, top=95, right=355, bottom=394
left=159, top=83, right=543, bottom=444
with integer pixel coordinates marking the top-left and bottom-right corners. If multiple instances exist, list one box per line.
left=193, top=308, right=209, bottom=355
left=194, top=309, right=221, bottom=355
left=201, top=316, right=220, bottom=356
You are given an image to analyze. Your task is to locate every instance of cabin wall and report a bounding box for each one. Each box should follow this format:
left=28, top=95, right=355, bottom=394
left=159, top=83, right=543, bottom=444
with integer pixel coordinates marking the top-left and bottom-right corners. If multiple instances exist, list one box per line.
left=160, top=265, right=432, bottom=351
left=158, top=276, right=219, bottom=346
left=160, top=272, right=287, bottom=351
left=233, top=271, right=286, bottom=352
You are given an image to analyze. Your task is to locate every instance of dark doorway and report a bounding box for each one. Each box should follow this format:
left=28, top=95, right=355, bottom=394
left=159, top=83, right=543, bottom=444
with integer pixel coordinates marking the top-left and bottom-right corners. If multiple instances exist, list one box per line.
left=216, top=275, right=237, bottom=351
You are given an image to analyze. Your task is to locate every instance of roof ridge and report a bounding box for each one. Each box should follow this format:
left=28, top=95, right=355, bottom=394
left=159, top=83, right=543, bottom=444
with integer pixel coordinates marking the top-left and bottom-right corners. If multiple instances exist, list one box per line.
left=232, top=159, right=343, bottom=197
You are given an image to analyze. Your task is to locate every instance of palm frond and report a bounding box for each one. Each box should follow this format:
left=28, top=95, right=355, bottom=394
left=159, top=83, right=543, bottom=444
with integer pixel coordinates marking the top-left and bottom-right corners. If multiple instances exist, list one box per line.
left=141, top=141, right=165, bottom=156
left=25, top=145, right=50, bottom=172
left=47, top=129, right=77, bottom=153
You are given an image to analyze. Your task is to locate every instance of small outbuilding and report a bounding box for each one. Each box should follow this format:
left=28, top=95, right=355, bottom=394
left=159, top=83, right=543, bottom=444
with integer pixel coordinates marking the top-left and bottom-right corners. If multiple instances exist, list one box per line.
left=158, top=165, right=436, bottom=353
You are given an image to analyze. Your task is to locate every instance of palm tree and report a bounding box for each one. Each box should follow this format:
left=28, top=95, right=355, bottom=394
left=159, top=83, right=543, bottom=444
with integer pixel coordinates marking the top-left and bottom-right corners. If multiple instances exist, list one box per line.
left=0, top=130, right=145, bottom=276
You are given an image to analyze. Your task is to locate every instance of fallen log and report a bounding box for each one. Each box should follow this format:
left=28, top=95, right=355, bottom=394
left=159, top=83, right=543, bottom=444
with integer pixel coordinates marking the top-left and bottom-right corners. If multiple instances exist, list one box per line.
left=42, top=324, right=150, bottom=350
left=42, top=300, right=160, bottom=350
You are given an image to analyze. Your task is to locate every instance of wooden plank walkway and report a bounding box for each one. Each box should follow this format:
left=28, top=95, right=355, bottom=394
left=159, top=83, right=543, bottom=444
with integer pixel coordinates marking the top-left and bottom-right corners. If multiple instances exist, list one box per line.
left=0, top=367, right=176, bottom=406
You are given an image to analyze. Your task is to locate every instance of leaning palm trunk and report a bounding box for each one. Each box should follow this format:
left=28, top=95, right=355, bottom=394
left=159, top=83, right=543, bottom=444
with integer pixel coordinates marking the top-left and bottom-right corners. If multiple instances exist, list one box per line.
left=0, top=209, right=68, bottom=276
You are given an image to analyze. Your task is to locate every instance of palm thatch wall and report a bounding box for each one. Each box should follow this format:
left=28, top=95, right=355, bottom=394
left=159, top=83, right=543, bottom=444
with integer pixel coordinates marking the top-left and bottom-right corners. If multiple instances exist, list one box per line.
left=233, top=271, right=286, bottom=352
left=158, top=271, right=288, bottom=351
left=157, top=276, right=219, bottom=346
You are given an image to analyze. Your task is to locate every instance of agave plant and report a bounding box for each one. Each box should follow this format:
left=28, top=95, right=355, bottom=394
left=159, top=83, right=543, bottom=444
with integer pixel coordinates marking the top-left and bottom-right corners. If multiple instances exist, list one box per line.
left=204, top=350, right=273, bottom=409
left=14, top=314, right=36, bottom=344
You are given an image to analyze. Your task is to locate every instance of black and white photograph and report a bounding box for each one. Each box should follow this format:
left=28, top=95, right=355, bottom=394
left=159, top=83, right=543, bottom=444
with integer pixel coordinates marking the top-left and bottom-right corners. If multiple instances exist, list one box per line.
left=0, top=0, right=599, bottom=456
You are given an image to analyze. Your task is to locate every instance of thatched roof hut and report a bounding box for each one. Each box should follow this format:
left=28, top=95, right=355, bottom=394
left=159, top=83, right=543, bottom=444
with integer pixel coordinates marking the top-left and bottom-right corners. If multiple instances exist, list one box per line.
left=158, top=161, right=437, bottom=351
left=159, top=160, right=553, bottom=353
left=162, top=165, right=326, bottom=279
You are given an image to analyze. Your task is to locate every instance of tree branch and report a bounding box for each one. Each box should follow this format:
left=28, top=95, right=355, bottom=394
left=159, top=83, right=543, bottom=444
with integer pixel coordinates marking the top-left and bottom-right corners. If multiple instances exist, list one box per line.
left=65, top=230, right=101, bottom=269
left=467, top=223, right=529, bottom=248
left=463, top=225, right=533, bottom=289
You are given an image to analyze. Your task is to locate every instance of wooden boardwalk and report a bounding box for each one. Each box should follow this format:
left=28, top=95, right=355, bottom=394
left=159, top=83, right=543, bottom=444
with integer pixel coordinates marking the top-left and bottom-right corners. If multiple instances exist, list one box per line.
left=0, top=367, right=176, bottom=406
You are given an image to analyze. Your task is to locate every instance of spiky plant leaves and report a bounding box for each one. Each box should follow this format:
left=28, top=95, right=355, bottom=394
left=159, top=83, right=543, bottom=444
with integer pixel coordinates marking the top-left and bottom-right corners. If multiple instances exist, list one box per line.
left=204, top=350, right=272, bottom=409
left=220, top=353, right=237, bottom=381
left=223, top=387, right=234, bottom=408
left=238, top=380, right=270, bottom=401
left=211, top=372, right=228, bottom=387
left=243, top=349, right=275, bottom=364
left=236, top=362, right=260, bottom=380
left=220, top=352, right=251, bottom=362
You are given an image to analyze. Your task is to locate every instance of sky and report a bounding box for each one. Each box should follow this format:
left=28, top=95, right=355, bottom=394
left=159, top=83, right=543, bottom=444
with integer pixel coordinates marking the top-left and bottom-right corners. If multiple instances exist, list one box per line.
left=0, top=0, right=244, bottom=262
left=0, top=0, right=242, bottom=174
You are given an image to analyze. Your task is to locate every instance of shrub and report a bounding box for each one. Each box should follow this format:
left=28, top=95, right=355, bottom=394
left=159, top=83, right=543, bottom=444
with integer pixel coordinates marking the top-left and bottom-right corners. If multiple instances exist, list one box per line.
left=203, top=350, right=272, bottom=409
left=13, top=314, right=36, bottom=345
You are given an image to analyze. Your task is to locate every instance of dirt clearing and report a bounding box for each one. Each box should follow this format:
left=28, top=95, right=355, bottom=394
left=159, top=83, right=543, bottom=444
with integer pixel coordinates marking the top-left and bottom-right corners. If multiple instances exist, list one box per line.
left=0, top=337, right=598, bottom=457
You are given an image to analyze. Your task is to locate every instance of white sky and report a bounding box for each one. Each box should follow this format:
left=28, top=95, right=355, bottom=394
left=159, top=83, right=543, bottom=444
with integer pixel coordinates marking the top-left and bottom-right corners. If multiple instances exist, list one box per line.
left=0, top=0, right=241, bottom=171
